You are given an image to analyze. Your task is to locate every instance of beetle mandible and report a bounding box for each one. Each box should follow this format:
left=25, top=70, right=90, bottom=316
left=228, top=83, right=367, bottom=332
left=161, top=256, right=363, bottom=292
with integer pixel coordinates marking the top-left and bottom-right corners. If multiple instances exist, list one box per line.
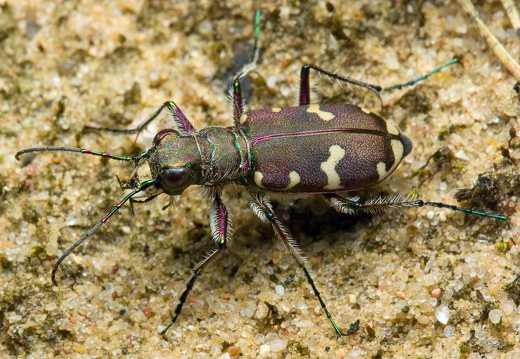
left=15, top=10, right=507, bottom=337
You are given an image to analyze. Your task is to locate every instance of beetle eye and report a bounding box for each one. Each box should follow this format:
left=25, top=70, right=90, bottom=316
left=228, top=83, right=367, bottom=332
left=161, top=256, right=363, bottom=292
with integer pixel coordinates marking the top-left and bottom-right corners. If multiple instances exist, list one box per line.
left=157, top=166, right=191, bottom=191
left=153, top=129, right=177, bottom=145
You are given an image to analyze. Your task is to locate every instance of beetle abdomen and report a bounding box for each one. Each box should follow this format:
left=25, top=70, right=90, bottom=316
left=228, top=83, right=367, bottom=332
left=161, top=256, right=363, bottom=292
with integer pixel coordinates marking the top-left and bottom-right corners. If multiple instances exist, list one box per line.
left=243, top=104, right=411, bottom=193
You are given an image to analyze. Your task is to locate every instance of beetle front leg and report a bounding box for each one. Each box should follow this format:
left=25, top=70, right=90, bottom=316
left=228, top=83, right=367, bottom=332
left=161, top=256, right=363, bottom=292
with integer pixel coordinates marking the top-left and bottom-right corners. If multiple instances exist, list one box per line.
left=249, top=192, right=351, bottom=338
left=85, top=100, right=196, bottom=136
left=160, top=191, right=231, bottom=336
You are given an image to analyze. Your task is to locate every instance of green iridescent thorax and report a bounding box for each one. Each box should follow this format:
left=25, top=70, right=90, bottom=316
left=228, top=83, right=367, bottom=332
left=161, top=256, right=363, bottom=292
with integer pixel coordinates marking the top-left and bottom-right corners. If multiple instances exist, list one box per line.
left=148, top=133, right=203, bottom=184
left=197, top=127, right=250, bottom=184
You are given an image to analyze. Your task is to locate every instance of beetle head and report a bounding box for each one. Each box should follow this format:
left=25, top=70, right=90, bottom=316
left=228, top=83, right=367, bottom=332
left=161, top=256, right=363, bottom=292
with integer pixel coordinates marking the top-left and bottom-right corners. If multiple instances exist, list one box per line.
left=146, top=129, right=203, bottom=196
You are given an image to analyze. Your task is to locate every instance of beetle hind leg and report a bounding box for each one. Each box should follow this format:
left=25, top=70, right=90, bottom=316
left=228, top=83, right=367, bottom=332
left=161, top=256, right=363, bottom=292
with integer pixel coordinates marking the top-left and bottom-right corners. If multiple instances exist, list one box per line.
left=298, top=58, right=459, bottom=106
left=298, top=64, right=382, bottom=106
left=325, top=193, right=507, bottom=221
left=249, top=192, right=353, bottom=338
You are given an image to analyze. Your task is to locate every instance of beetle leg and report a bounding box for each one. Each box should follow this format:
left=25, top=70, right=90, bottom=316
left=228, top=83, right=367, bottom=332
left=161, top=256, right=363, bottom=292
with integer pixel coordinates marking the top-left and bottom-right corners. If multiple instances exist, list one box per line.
left=249, top=192, right=350, bottom=338
left=160, top=191, right=231, bottom=337
left=299, top=64, right=382, bottom=106
left=324, top=194, right=361, bottom=215
left=381, top=57, right=459, bottom=92
left=231, top=81, right=244, bottom=128
left=299, top=58, right=459, bottom=106
left=325, top=193, right=507, bottom=220
left=85, top=100, right=196, bottom=137
left=230, top=10, right=262, bottom=128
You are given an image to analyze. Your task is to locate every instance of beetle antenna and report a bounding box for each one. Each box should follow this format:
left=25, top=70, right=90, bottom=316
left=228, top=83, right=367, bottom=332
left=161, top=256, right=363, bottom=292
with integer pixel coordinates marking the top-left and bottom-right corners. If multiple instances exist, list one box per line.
left=15, top=146, right=149, bottom=163
left=51, top=179, right=156, bottom=285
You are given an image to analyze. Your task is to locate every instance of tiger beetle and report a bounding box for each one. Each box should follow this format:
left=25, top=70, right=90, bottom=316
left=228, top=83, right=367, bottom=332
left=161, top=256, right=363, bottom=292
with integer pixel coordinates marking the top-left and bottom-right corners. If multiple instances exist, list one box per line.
left=16, top=10, right=507, bottom=338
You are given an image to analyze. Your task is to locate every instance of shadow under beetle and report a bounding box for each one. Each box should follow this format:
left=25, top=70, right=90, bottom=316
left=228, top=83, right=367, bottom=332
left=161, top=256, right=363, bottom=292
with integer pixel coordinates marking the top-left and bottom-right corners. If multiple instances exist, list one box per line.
left=16, top=10, right=507, bottom=337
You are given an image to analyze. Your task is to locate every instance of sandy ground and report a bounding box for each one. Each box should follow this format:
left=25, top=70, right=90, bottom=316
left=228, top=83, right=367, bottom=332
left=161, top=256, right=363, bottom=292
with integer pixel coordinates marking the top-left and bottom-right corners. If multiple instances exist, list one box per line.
left=1, top=0, right=519, bottom=358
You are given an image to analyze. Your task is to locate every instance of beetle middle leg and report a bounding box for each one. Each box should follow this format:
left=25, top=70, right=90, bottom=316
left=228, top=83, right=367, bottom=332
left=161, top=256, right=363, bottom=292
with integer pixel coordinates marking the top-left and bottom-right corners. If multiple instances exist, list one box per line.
left=161, top=190, right=232, bottom=336
left=249, top=192, right=350, bottom=337
left=230, top=9, right=262, bottom=128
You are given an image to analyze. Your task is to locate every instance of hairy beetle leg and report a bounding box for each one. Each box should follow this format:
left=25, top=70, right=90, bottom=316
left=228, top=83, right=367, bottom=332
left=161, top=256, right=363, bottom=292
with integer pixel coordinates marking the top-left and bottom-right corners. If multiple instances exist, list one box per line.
left=299, top=64, right=382, bottom=106
left=84, top=100, right=196, bottom=137
left=249, top=192, right=350, bottom=337
left=325, top=193, right=508, bottom=220
left=161, top=191, right=230, bottom=337
left=230, top=10, right=261, bottom=128
left=299, top=58, right=459, bottom=107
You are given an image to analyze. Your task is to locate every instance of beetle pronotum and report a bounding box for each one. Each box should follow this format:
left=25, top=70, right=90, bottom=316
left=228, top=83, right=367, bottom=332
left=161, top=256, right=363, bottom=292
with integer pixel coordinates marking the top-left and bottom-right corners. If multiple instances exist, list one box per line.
left=15, top=10, right=507, bottom=337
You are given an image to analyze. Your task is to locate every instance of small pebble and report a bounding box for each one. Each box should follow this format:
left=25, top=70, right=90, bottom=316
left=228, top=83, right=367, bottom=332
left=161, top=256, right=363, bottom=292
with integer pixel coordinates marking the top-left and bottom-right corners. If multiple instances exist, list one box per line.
left=489, top=309, right=502, bottom=324
left=395, top=291, right=406, bottom=299
left=443, top=325, right=455, bottom=338
left=349, top=294, right=357, bottom=304
left=431, top=288, right=442, bottom=299
left=259, top=344, right=270, bottom=356
left=275, top=285, right=285, bottom=296
left=269, top=338, right=287, bottom=352
left=500, top=299, right=516, bottom=314
left=455, top=149, right=470, bottom=161
left=266, top=75, right=277, bottom=88
left=227, top=346, right=241, bottom=356
left=435, top=304, right=450, bottom=324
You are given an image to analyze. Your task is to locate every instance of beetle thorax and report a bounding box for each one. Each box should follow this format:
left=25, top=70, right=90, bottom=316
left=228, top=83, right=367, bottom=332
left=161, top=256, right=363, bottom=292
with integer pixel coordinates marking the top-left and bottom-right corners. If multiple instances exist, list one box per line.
left=197, top=127, right=251, bottom=185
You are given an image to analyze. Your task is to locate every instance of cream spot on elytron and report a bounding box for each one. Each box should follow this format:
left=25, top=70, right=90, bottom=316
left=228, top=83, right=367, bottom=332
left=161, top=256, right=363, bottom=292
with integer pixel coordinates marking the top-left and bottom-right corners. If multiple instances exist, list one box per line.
left=307, top=104, right=335, bottom=121
left=254, top=171, right=265, bottom=188
left=283, top=171, right=301, bottom=190
left=359, top=106, right=372, bottom=115
left=271, top=107, right=282, bottom=112
left=376, top=140, right=404, bottom=182
left=386, top=121, right=400, bottom=135
left=391, top=139, right=404, bottom=166
left=321, top=145, right=346, bottom=190
left=376, top=162, right=387, bottom=180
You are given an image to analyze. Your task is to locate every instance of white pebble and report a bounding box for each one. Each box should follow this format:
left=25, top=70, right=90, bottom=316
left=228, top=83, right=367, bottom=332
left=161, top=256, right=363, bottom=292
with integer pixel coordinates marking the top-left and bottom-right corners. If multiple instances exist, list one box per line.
left=259, top=344, right=270, bottom=356
left=455, top=150, right=470, bottom=161
left=443, top=325, right=455, bottom=338
left=269, top=338, right=287, bottom=352
left=489, top=309, right=502, bottom=324
left=435, top=304, right=450, bottom=324
left=275, top=285, right=285, bottom=296
left=240, top=306, right=255, bottom=318
left=500, top=299, right=516, bottom=314
left=266, top=76, right=277, bottom=88
left=439, top=182, right=447, bottom=191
